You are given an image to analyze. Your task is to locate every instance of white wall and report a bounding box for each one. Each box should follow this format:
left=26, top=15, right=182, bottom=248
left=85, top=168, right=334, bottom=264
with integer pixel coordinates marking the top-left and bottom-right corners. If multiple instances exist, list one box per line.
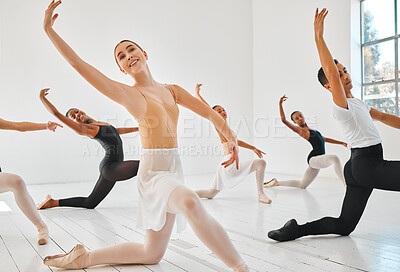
left=253, top=0, right=400, bottom=179
left=0, top=0, right=254, bottom=184
left=1, top=0, right=398, bottom=184
left=253, top=0, right=352, bottom=178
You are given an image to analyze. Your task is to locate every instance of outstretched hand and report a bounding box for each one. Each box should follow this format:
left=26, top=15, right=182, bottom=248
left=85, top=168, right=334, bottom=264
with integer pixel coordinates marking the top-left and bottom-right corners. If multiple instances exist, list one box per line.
left=253, top=148, right=266, bottom=159
left=39, top=88, right=50, bottom=99
left=314, top=8, right=328, bottom=40
left=221, top=140, right=239, bottom=169
left=44, top=0, right=62, bottom=31
left=280, top=95, right=288, bottom=104
left=195, top=83, right=202, bottom=95
left=46, top=121, right=63, bottom=132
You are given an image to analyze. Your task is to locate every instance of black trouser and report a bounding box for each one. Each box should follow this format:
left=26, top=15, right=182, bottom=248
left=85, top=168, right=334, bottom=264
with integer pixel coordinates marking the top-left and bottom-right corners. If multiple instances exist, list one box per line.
left=298, top=144, right=400, bottom=237
left=59, top=160, right=139, bottom=209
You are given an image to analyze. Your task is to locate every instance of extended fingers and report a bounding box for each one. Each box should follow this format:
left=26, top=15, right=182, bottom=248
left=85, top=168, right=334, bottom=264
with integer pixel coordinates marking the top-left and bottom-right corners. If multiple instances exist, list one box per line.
left=47, top=0, right=55, bottom=9
left=48, top=0, right=61, bottom=12
left=322, top=10, right=328, bottom=20
left=221, top=157, right=234, bottom=167
left=319, top=8, right=327, bottom=19
left=315, top=8, right=327, bottom=21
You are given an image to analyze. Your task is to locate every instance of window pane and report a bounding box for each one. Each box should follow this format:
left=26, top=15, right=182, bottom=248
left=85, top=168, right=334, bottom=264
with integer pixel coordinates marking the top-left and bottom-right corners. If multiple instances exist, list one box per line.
left=364, top=83, right=396, bottom=114
left=362, top=0, right=395, bottom=43
left=363, top=40, right=395, bottom=83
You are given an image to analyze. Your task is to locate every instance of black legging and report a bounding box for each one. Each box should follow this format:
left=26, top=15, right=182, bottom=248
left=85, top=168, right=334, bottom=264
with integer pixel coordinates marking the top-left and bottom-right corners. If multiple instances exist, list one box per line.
left=298, top=144, right=400, bottom=237
left=59, top=160, right=139, bottom=209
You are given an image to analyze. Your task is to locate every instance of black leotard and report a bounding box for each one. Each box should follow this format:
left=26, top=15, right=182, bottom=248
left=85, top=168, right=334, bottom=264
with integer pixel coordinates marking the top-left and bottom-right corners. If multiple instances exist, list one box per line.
left=94, top=125, right=124, bottom=168
left=58, top=125, right=139, bottom=209
left=307, top=129, right=325, bottom=164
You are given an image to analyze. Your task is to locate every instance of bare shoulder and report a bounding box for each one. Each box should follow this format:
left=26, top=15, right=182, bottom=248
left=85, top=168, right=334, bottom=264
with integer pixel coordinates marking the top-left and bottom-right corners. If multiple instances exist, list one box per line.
left=167, top=84, right=186, bottom=93
left=167, top=84, right=190, bottom=101
left=299, top=127, right=311, bottom=139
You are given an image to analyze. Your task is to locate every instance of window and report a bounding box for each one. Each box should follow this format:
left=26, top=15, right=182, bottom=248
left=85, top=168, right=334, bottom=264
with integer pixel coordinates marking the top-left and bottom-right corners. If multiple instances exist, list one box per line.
left=361, top=0, right=399, bottom=115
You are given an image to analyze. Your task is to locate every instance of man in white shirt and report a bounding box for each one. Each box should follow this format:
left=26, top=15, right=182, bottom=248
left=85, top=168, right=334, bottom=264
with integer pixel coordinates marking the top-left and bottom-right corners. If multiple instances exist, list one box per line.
left=268, top=8, right=400, bottom=242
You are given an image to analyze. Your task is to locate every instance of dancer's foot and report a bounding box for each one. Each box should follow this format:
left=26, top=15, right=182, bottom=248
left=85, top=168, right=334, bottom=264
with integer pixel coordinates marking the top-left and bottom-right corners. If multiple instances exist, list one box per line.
left=267, top=219, right=299, bottom=242
left=258, top=193, right=272, bottom=204
left=37, top=225, right=49, bottom=245
left=263, top=178, right=279, bottom=188
left=44, top=244, right=89, bottom=269
left=37, top=195, right=58, bottom=210
left=233, top=262, right=249, bottom=272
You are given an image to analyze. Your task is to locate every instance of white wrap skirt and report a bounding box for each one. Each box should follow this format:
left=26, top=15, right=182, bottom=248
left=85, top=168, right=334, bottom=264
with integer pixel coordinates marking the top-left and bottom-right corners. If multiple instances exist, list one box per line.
left=136, top=148, right=186, bottom=232
left=210, top=155, right=254, bottom=190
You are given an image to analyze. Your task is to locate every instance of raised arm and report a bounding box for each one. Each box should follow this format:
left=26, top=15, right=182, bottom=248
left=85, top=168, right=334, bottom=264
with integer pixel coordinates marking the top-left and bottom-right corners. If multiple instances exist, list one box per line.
left=0, top=118, right=61, bottom=132
left=323, top=137, right=347, bottom=147
left=171, top=84, right=239, bottom=169
left=279, top=95, right=304, bottom=135
left=314, top=8, right=348, bottom=109
left=39, top=88, right=97, bottom=137
left=237, top=140, right=266, bottom=158
left=116, top=127, right=139, bottom=135
left=43, top=1, right=126, bottom=104
left=370, top=108, right=400, bottom=129
left=195, top=83, right=211, bottom=107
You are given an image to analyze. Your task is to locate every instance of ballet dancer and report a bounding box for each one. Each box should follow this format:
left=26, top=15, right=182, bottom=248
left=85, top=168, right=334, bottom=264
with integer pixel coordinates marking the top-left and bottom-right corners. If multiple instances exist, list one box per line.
left=268, top=8, right=400, bottom=242
left=37, top=88, right=140, bottom=209
left=42, top=1, right=248, bottom=271
left=0, top=117, right=61, bottom=244
left=264, top=95, right=347, bottom=189
left=194, top=84, right=271, bottom=204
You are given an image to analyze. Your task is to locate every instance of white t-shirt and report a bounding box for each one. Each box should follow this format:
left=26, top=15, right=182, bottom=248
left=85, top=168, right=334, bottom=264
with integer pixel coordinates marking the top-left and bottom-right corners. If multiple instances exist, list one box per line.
left=332, top=98, right=382, bottom=148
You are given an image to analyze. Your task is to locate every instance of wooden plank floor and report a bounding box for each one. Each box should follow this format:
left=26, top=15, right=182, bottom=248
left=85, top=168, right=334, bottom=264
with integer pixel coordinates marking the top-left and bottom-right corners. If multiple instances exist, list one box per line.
left=1, top=171, right=399, bottom=272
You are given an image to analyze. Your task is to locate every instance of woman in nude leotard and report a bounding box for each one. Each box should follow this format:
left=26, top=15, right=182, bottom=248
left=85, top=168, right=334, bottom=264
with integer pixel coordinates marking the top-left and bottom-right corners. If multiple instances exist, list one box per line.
left=42, top=1, right=248, bottom=271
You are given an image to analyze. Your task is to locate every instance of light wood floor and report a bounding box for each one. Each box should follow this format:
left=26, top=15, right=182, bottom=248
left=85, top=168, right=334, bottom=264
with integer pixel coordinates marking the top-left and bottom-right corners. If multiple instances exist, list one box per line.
left=1, top=172, right=399, bottom=272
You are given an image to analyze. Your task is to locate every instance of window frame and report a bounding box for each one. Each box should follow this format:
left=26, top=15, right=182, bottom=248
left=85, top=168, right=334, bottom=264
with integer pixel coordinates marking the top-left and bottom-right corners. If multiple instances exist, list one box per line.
left=361, top=0, right=399, bottom=116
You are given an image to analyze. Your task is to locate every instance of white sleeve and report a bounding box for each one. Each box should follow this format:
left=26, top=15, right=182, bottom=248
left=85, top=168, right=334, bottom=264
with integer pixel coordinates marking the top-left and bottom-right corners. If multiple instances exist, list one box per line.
left=332, top=102, right=352, bottom=121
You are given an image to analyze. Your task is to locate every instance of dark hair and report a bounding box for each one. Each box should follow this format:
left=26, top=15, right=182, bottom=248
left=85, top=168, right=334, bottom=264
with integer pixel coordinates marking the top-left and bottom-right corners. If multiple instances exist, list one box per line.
left=290, top=111, right=301, bottom=121
left=212, top=105, right=222, bottom=110
left=65, top=108, right=78, bottom=118
left=317, top=59, right=339, bottom=87
left=114, top=40, right=144, bottom=69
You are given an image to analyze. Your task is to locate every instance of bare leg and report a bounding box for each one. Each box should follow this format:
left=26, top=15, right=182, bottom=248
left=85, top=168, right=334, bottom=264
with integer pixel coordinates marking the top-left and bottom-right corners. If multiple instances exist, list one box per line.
left=196, top=189, right=220, bottom=199
left=168, top=186, right=248, bottom=271
left=0, top=173, right=48, bottom=244
left=248, top=159, right=271, bottom=203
